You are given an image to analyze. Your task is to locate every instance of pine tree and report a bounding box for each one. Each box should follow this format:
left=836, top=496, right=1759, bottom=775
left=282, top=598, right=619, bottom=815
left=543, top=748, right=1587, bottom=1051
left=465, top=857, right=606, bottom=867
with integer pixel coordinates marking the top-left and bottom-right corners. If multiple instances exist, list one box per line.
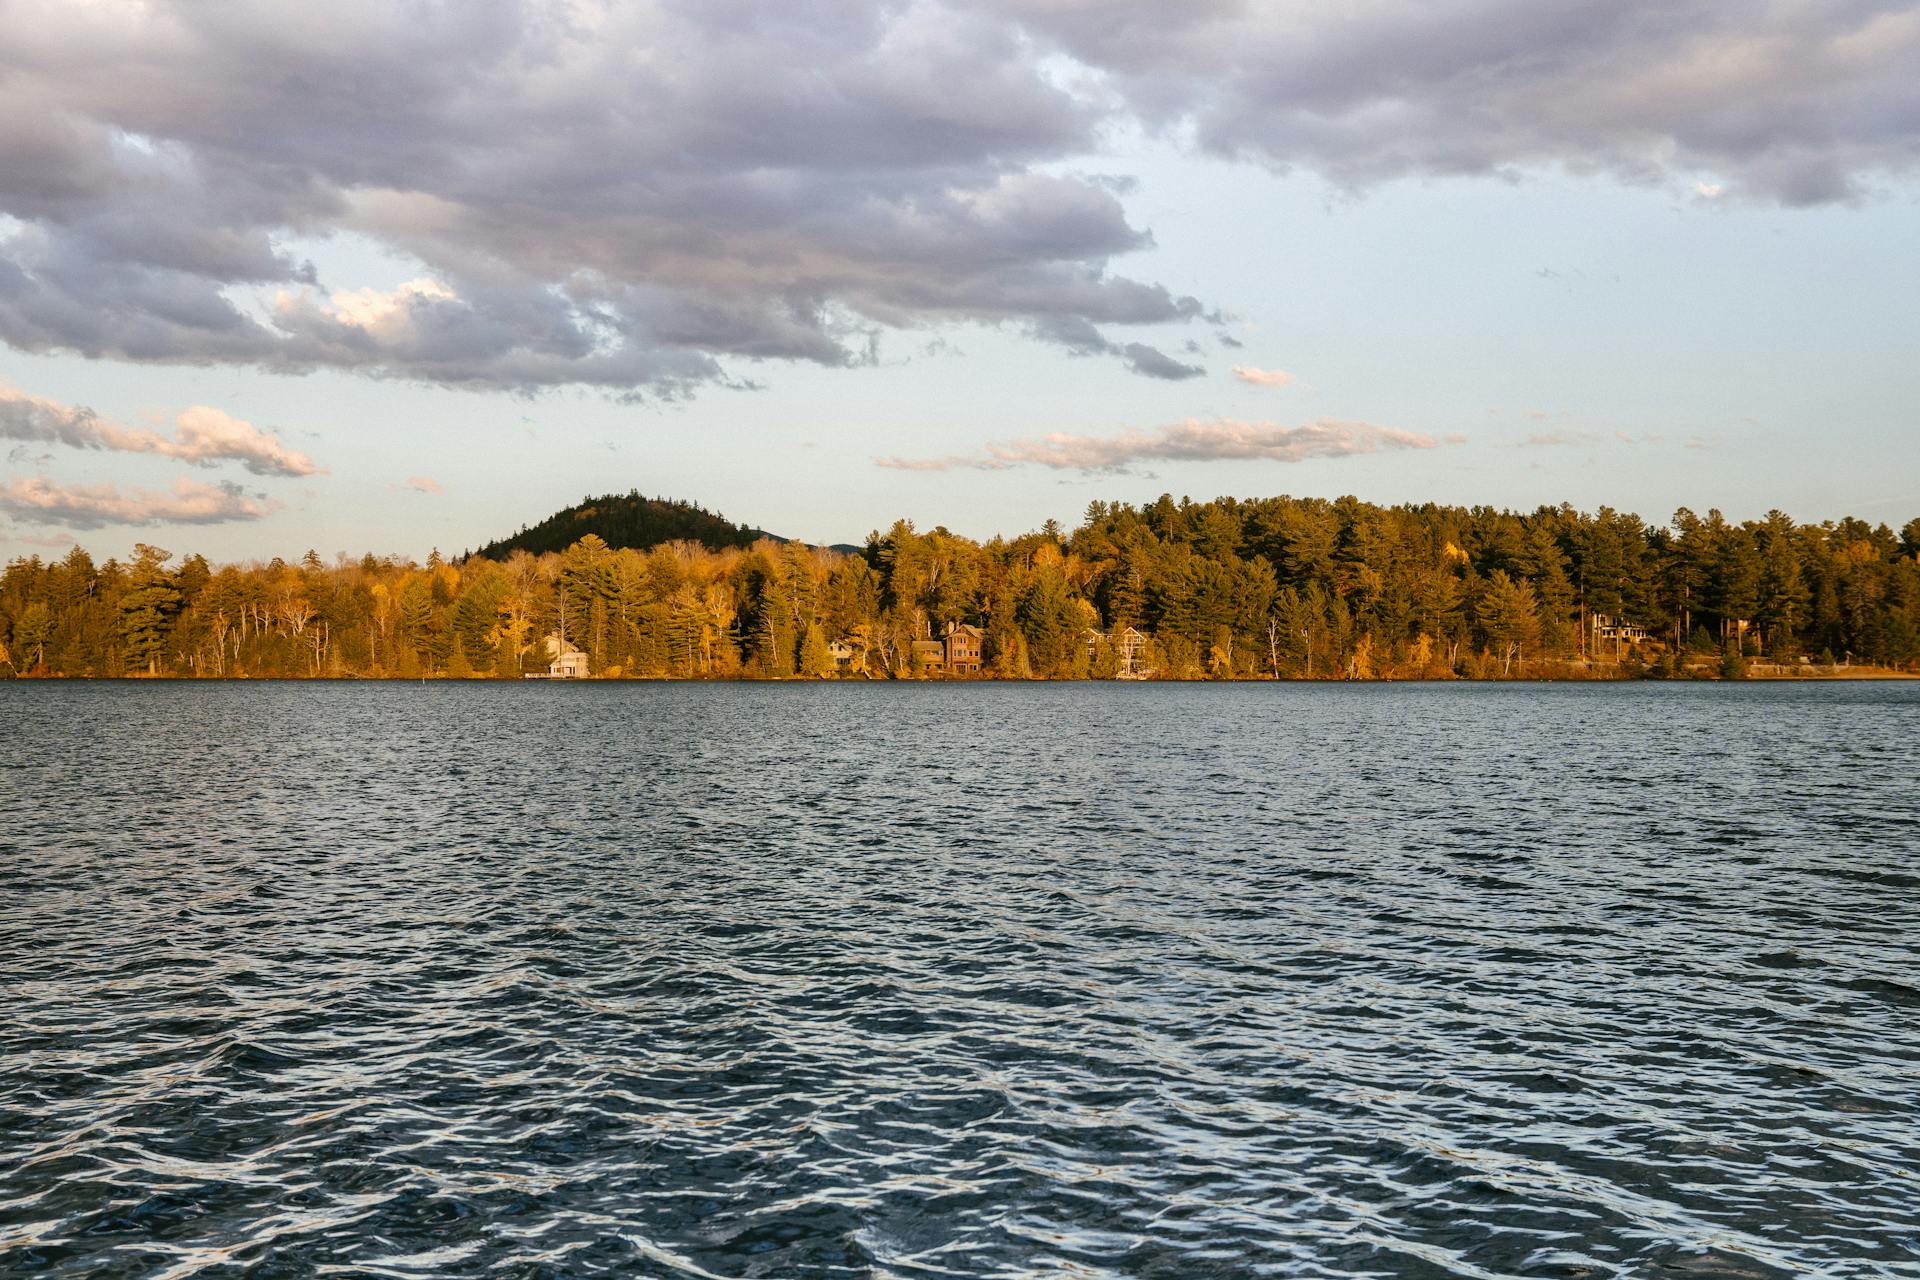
left=800, top=622, right=834, bottom=678
left=12, top=601, right=53, bottom=673
left=1006, top=631, right=1032, bottom=679
left=118, top=545, right=181, bottom=676
left=1477, top=570, right=1540, bottom=676
left=1016, top=568, right=1075, bottom=676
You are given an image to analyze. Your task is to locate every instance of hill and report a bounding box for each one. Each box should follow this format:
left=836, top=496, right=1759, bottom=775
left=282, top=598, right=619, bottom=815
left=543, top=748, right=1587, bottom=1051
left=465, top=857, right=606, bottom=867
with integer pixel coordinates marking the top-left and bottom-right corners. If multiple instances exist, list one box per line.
left=467, top=491, right=763, bottom=560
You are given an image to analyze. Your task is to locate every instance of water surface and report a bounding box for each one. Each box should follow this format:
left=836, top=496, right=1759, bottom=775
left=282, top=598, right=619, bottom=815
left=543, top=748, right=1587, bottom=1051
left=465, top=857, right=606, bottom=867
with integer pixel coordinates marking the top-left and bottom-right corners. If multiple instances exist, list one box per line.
left=3, top=682, right=1918, bottom=1277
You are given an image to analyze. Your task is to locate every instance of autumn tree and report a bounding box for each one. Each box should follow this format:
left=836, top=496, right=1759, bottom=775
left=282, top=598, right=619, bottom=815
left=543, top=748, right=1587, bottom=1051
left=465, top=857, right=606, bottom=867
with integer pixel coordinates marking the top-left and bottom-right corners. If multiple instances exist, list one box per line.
left=1477, top=570, right=1541, bottom=676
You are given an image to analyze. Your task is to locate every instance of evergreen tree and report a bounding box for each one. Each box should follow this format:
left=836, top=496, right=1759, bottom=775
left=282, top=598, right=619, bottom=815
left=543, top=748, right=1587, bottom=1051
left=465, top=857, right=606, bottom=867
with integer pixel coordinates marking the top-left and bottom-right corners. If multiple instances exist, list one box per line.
left=495, top=629, right=524, bottom=678
left=118, top=545, right=181, bottom=676
left=12, top=602, right=53, bottom=672
left=1477, top=570, right=1540, bottom=676
left=800, top=622, right=834, bottom=678
left=1016, top=567, right=1076, bottom=676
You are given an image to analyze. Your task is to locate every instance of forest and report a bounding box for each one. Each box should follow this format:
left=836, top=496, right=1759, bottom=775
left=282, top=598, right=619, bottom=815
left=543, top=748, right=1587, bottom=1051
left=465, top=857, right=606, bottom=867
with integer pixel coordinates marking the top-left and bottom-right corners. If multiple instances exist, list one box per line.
left=2, top=494, right=1917, bottom=680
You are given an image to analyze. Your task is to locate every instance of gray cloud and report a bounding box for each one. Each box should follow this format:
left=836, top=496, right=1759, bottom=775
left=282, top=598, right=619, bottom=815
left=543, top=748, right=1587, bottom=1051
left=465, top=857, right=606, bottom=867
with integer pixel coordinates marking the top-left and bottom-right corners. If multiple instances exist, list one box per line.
left=0, top=1, right=1200, bottom=393
left=1, top=1, right=1913, bottom=399
left=1120, top=342, right=1205, bottom=380
left=877, top=416, right=1447, bottom=473
left=1027, top=316, right=1205, bottom=378
left=998, top=1, right=1920, bottom=205
left=0, top=383, right=322, bottom=476
left=0, top=475, right=279, bottom=529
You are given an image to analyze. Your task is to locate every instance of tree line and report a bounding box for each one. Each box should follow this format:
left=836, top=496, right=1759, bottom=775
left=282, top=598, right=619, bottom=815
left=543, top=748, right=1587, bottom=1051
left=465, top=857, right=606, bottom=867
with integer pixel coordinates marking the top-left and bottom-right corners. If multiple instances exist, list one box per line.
left=3, top=495, right=1917, bottom=680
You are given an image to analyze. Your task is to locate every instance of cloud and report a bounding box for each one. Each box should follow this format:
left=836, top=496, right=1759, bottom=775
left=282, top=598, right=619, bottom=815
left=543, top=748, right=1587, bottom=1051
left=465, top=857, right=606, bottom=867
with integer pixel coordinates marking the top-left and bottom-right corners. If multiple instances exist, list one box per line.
left=1029, top=316, right=1206, bottom=379
left=999, top=1, right=1920, bottom=206
left=0, top=383, right=322, bottom=476
left=1121, top=342, right=1205, bottom=380
left=0, top=475, right=279, bottom=529
left=158, top=406, right=324, bottom=476
left=878, top=416, right=1445, bottom=473
left=1522, top=429, right=1660, bottom=446
left=1232, top=364, right=1296, bottom=387
left=403, top=475, right=443, bottom=494
left=0, top=3, right=1202, bottom=395
left=0, top=3, right=1911, bottom=401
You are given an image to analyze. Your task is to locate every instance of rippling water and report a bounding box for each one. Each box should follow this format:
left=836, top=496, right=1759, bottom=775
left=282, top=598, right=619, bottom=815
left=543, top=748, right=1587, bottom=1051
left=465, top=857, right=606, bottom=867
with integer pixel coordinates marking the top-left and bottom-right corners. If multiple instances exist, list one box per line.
left=3, top=682, right=1918, bottom=1278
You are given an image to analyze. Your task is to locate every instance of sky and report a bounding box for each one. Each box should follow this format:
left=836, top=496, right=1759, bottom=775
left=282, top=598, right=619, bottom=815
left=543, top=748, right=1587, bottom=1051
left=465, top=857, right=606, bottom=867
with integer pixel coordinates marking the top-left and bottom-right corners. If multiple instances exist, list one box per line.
left=1, top=0, right=1916, bottom=563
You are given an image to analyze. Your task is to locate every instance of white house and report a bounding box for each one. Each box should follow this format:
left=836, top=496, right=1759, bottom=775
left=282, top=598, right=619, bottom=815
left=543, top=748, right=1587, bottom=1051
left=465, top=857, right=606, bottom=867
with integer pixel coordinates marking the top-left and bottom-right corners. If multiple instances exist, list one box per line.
left=526, top=633, right=589, bottom=679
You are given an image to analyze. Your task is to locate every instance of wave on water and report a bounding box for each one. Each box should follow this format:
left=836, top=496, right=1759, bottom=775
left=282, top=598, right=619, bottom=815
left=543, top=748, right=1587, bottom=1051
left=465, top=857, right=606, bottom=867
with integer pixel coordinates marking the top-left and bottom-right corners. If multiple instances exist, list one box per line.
left=2, top=681, right=1917, bottom=1277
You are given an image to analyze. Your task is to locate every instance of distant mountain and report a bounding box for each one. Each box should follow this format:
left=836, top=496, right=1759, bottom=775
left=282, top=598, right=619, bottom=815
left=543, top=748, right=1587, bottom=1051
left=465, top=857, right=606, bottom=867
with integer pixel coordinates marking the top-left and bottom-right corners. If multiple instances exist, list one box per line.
left=467, top=491, right=763, bottom=560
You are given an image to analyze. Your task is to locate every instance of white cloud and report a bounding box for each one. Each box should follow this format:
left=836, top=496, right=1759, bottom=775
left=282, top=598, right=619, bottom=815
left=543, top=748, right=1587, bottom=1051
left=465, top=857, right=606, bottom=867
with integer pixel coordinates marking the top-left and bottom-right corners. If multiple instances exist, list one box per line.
left=403, top=475, right=443, bottom=494
left=878, top=416, right=1447, bottom=473
left=0, top=475, right=279, bottom=529
left=297, top=278, right=459, bottom=342
left=158, top=406, right=324, bottom=476
left=0, top=383, right=322, bottom=476
left=1231, top=365, right=1296, bottom=387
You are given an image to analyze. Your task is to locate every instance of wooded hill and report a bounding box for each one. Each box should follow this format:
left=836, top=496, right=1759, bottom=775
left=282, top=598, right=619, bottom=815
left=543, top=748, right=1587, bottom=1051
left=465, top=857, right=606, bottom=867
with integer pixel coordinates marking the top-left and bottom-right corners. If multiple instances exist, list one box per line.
left=2, top=494, right=1917, bottom=680
left=466, top=490, right=760, bottom=560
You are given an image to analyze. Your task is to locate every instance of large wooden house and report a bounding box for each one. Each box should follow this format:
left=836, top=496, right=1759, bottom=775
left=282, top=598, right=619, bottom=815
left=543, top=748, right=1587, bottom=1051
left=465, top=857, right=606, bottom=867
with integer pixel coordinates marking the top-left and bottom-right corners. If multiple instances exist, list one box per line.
left=943, top=623, right=984, bottom=674
left=911, top=638, right=947, bottom=673
left=905, top=623, right=987, bottom=676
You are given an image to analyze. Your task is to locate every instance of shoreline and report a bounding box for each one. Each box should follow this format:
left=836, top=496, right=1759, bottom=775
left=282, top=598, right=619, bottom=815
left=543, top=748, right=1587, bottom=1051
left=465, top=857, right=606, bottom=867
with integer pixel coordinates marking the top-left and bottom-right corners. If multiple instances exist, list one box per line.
left=7, top=670, right=1917, bottom=685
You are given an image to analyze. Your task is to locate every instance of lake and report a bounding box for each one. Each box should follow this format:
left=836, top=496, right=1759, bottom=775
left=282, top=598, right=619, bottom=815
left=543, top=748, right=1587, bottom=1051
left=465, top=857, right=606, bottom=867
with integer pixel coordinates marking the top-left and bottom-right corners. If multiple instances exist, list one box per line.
left=2, top=682, right=1917, bottom=1278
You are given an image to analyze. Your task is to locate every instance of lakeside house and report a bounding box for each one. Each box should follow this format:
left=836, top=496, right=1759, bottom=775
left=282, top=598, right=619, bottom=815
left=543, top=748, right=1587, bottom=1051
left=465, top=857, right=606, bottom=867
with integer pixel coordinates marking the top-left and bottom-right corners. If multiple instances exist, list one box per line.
left=840, top=620, right=1157, bottom=678
left=911, top=638, right=946, bottom=673
left=1590, top=613, right=1652, bottom=657
left=526, top=634, right=589, bottom=679
left=899, top=622, right=987, bottom=676
left=944, top=623, right=984, bottom=674
left=1085, top=626, right=1151, bottom=678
